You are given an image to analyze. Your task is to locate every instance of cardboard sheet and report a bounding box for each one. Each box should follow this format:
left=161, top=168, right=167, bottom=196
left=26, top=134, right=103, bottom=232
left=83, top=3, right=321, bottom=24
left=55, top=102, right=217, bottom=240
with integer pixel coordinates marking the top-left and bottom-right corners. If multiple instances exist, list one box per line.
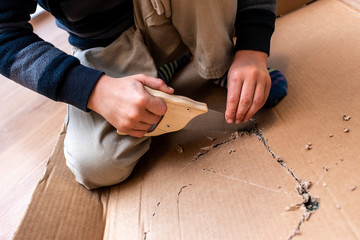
left=13, top=0, right=360, bottom=239
left=276, top=0, right=315, bottom=16
left=103, top=125, right=303, bottom=239
left=262, top=0, right=360, bottom=238
left=13, top=129, right=107, bottom=240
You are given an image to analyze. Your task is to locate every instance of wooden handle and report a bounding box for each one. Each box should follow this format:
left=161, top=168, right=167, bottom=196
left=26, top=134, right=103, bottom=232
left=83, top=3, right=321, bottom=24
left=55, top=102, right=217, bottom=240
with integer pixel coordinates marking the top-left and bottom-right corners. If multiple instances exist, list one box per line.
left=117, top=86, right=208, bottom=136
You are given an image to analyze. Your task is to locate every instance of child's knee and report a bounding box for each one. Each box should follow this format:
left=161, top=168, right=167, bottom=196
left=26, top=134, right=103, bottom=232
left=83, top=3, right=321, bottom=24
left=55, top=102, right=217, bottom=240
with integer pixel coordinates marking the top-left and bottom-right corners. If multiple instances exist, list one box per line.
left=64, top=136, right=151, bottom=189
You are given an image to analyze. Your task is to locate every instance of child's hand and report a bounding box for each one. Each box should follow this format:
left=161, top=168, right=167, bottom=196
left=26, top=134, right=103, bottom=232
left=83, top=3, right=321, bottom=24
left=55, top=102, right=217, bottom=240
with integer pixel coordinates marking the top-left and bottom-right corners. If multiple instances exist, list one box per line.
left=225, top=50, right=271, bottom=123
left=87, top=74, right=174, bottom=138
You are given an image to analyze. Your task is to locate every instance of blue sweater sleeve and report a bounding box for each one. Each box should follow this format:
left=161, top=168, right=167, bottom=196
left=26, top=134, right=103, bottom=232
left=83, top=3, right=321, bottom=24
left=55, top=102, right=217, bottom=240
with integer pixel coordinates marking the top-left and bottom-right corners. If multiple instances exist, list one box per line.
left=0, top=0, right=103, bottom=111
left=235, top=0, right=277, bottom=55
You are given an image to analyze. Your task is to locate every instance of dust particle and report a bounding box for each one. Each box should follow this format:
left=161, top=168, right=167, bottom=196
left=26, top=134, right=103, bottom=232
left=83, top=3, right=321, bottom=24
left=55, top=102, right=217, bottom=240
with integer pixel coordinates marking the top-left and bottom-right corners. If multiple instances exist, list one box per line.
left=228, top=149, right=236, bottom=154
left=305, top=144, right=312, bottom=150
left=342, top=114, right=351, bottom=121
left=336, top=204, right=341, bottom=209
left=344, top=128, right=350, bottom=133
left=277, top=156, right=285, bottom=164
left=329, top=133, right=334, bottom=137
left=322, top=183, right=327, bottom=187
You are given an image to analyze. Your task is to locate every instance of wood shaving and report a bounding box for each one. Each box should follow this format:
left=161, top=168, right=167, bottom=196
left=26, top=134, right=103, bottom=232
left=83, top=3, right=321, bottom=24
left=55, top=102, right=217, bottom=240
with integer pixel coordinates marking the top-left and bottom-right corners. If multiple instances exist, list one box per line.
left=303, top=211, right=311, bottom=221
left=207, top=136, right=216, bottom=142
left=296, top=181, right=312, bottom=195
left=200, top=145, right=214, bottom=151
left=342, top=114, right=351, bottom=121
left=176, top=144, right=184, bottom=154
left=231, top=131, right=240, bottom=139
left=302, top=181, right=312, bottom=190
left=350, top=185, right=357, bottom=191
left=302, top=193, right=310, bottom=203
left=285, top=203, right=302, bottom=211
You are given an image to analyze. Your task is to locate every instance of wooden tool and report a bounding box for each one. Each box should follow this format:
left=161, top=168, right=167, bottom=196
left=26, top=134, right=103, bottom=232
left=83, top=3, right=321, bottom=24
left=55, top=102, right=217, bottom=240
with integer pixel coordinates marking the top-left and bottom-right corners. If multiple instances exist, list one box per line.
left=117, top=86, right=208, bottom=136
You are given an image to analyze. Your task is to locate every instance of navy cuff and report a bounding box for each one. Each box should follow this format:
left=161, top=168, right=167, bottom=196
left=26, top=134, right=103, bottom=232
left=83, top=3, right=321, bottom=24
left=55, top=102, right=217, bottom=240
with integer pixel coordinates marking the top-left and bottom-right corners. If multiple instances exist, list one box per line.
left=59, top=64, right=103, bottom=111
left=37, top=53, right=103, bottom=111
left=234, top=9, right=276, bottom=55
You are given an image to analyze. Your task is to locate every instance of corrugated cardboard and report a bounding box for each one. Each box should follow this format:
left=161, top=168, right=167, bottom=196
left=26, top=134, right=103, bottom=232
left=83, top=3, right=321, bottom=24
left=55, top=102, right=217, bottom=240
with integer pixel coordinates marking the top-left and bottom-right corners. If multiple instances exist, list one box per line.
left=276, top=0, right=315, bottom=16
left=13, top=0, right=360, bottom=239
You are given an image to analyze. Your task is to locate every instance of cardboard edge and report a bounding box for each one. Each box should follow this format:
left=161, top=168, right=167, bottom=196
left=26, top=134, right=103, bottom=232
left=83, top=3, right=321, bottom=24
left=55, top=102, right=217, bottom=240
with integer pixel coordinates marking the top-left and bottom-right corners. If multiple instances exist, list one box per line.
left=12, top=127, right=66, bottom=239
left=13, top=125, right=107, bottom=240
left=277, top=0, right=317, bottom=16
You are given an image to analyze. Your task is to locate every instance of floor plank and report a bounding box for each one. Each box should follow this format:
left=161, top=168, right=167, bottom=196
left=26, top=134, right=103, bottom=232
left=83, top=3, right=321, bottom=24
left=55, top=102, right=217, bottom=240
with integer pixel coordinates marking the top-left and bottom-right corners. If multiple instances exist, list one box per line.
left=0, top=12, right=70, bottom=240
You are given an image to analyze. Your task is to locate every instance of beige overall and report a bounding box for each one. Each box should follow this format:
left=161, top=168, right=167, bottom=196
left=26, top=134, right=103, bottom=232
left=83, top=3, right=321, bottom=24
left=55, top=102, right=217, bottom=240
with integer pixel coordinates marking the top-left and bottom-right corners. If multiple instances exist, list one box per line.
left=64, top=0, right=237, bottom=189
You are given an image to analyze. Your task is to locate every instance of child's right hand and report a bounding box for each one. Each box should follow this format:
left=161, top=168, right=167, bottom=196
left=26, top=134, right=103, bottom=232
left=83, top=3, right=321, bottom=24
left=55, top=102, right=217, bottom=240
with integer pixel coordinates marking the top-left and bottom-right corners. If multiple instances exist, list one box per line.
left=87, top=74, right=174, bottom=138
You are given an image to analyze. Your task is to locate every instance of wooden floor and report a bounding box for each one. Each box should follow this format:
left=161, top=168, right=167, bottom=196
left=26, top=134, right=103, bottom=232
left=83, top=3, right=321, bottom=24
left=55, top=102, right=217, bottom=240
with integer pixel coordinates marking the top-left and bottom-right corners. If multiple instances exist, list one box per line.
left=0, top=12, right=70, bottom=240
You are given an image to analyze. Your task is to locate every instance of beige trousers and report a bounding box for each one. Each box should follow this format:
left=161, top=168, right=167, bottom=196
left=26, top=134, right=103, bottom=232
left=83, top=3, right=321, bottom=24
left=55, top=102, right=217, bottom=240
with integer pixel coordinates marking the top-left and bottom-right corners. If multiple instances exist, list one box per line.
left=64, top=0, right=237, bottom=189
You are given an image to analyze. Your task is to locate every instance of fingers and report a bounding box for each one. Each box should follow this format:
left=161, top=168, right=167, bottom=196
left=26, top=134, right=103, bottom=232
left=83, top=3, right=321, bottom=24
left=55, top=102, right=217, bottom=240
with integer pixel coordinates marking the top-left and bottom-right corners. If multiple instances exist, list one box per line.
left=235, top=79, right=256, bottom=123
left=225, top=72, right=243, bottom=124
left=135, top=74, right=174, bottom=94
left=241, top=79, right=268, bottom=122
left=117, top=109, right=161, bottom=138
left=226, top=69, right=271, bottom=123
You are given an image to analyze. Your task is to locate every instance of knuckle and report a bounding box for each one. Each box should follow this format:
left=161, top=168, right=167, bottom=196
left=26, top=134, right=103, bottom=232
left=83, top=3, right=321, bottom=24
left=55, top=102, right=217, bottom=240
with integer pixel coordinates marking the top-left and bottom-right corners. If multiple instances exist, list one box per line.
left=248, top=68, right=260, bottom=80
left=240, top=96, right=252, bottom=106
left=253, top=97, right=263, bottom=107
left=134, top=94, right=148, bottom=106
left=122, top=119, right=133, bottom=129
left=229, top=70, right=243, bottom=82
left=128, top=110, right=141, bottom=121
left=228, top=95, right=238, bottom=104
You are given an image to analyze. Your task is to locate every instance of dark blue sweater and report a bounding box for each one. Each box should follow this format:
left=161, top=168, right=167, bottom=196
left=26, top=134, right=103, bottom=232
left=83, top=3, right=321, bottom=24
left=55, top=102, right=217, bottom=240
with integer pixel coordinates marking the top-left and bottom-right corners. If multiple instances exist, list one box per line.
left=0, top=0, right=275, bottom=111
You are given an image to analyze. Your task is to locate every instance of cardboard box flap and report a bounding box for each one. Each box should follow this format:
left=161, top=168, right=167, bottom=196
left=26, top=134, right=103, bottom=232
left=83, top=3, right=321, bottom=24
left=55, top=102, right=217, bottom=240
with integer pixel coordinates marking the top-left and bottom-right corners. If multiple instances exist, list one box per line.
left=13, top=130, right=107, bottom=240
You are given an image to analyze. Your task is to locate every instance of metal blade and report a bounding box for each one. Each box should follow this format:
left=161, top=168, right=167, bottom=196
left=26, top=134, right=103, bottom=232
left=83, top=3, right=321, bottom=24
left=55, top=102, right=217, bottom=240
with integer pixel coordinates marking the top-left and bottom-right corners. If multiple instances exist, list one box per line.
left=183, top=109, right=256, bottom=132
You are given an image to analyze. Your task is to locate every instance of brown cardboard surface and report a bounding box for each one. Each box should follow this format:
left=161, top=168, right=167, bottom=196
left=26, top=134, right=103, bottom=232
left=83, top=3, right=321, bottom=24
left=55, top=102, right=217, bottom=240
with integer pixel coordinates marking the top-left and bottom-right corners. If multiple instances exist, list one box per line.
left=276, top=0, right=315, bottom=16
left=13, top=0, right=360, bottom=239
left=341, top=0, right=360, bottom=10
left=13, top=129, right=107, bottom=240
left=103, top=125, right=303, bottom=239
left=262, top=0, right=360, bottom=238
